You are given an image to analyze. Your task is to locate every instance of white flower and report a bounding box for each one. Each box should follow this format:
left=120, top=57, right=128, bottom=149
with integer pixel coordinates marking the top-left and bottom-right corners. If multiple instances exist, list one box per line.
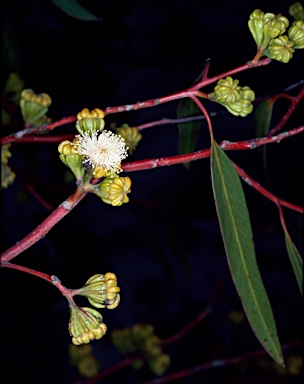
left=74, top=130, right=128, bottom=174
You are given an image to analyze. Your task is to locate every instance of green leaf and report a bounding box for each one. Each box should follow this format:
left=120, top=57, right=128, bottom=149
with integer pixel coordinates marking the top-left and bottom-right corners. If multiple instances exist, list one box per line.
left=177, top=99, right=201, bottom=168
left=284, top=230, right=303, bottom=295
left=210, top=140, right=284, bottom=365
left=51, top=0, right=101, bottom=21
left=254, top=98, right=275, bottom=138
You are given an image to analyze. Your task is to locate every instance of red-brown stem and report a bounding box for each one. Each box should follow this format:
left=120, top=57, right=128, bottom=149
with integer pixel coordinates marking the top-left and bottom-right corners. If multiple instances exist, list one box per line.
left=233, top=163, right=303, bottom=213
left=77, top=358, right=133, bottom=384
left=103, top=58, right=271, bottom=116
left=11, top=133, right=75, bottom=143
left=143, top=340, right=301, bottom=384
left=1, top=262, right=90, bottom=304
left=0, top=186, right=88, bottom=262
left=1, top=116, right=77, bottom=145
left=268, top=85, right=304, bottom=137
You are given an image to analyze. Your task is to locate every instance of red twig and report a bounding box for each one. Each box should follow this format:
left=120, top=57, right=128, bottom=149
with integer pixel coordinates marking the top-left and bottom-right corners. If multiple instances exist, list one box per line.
left=1, top=116, right=77, bottom=145
left=268, top=85, right=304, bottom=137
left=11, top=133, right=75, bottom=143
left=233, top=163, right=303, bottom=214
left=0, top=186, right=88, bottom=263
left=76, top=357, right=133, bottom=384
left=143, top=340, right=301, bottom=384
left=104, top=59, right=271, bottom=116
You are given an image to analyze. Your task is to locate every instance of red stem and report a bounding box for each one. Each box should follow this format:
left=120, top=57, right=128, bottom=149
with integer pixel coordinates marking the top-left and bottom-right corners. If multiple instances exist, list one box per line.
left=143, top=340, right=301, bottom=384
left=0, top=186, right=88, bottom=262
left=268, top=85, right=304, bottom=137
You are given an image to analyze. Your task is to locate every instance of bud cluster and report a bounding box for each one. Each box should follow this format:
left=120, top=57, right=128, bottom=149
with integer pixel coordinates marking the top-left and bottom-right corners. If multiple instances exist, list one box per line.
left=248, top=8, right=304, bottom=63
left=68, top=305, right=107, bottom=345
left=1, top=144, right=16, bottom=189
left=111, top=324, right=170, bottom=376
left=116, top=124, right=142, bottom=155
left=69, top=344, right=99, bottom=378
left=208, top=76, right=255, bottom=117
left=93, top=176, right=132, bottom=206
left=76, top=273, right=121, bottom=309
left=20, top=89, right=52, bottom=126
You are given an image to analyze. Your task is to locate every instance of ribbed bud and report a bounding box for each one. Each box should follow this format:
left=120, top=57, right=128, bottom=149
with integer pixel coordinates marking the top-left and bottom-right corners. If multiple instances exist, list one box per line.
left=69, top=305, right=107, bottom=345
left=20, top=89, right=52, bottom=126
left=225, top=99, right=254, bottom=117
left=149, top=354, right=171, bottom=376
left=248, top=9, right=265, bottom=47
left=262, top=13, right=289, bottom=48
left=116, top=125, right=142, bottom=155
left=76, top=108, right=105, bottom=135
left=264, top=35, right=295, bottom=63
left=76, top=273, right=121, bottom=309
left=58, top=139, right=85, bottom=180
left=289, top=2, right=304, bottom=21
left=288, top=20, right=304, bottom=48
left=94, top=176, right=132, bottom=206
left=209, top=76, right=241, bottom=104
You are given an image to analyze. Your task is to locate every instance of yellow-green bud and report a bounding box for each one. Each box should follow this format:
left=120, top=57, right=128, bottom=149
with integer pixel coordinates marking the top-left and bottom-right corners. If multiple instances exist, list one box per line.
left=264, top=35, right=295, bottom=63
left=1, top=143, right=13, bottom=165
left=149, top=354, right=171, bottom=376
left=225, top=99, right=254, bottom=117
left=77, top=355, right=99, bottom=378
left=1, top=164, right=16, bottom=189
left=68, top=305, right=107, bottom=345
left=76, top=108, right=105, bottom=135
left=288, top=20, right=304, bottom=48
left=248, top=9, right=265, bottom=47
left=94, top=176, right=132, bottom=206
left=209, top=76, right=241, bottom=104
left=69, top=344, right=93, bottom=365
left=111, top=328, right=137, bottom=353
left=58, top=139, right=85, bottom=180
left=289, top=2, right=304, bottom=21
left=262, top=13, right=289, bottom=48
left=116, top=125, right=142, bottom=155
left=20, top=89, right=52, bottom=126
left=76, top=273, right=121, bottom=309
left=143, top=335, right=162, bottom=357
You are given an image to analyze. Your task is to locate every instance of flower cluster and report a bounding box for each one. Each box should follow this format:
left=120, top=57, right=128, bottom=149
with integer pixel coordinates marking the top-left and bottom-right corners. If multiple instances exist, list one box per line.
left=208, top=76, right=255, bottom=117
left=111, top=323, right=171, bottom=376
left=73, top=130, right=128, bottom=177
left=248, top=8, right=304, bottom=63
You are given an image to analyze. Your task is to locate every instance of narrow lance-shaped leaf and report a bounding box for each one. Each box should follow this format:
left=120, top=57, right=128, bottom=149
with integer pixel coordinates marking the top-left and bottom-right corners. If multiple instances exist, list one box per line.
left=210, top=139, right=284, bottom=365
left=284, top=229, right=303, bottom=295
left=254, top=97, right=275, bottom=171
left=52, top=0, right=101, bottom=21
left=177, top=98, right=201, bottom=168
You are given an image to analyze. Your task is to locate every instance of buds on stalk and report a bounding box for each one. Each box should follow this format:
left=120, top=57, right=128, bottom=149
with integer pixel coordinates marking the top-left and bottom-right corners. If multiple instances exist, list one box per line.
left=20, top=89, right=52, bottom=126
left=76, top=108, right=105, bottom=135
left=93, top=176, right=132, bottom=206
left=58, top=139, right=85, bottom=180
left=209, top=77, right=255, bottom=117
left=76, top=273, right=121, bottom=309
left=116, top=125, right=142, bottom=155
left=68, top=305, right=107, bottom=345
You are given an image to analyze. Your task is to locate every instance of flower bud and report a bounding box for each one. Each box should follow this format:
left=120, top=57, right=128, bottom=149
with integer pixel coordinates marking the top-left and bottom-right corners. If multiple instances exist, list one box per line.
left=94, top=176, right=132, bottom=206
left=262, top=13, right=289, bottom=48
left=58, top=140, right=85, bottom=180
left=69, top=305, right=107, bottom=345
left=20, top=89, right=52, bottom=126
left=76, top=273, right=121, bottom=309
left=76, top=108, right=105, bottom=135
left=116, top=125, right=142, bottom=155
left=149, top=354, right=171, bottom=376
left=225, top=99, right=254, bottom=117
left=209, top=76, right=241, bottom=104
left=248, top=9, right=265, bottom=47
left=288, top=20, right=304, bottom=48
left=264, top=35, right=295, bottom=63
left=289, top=2, right=304, bottom=21
left=77, top=355, right=99, bottom=378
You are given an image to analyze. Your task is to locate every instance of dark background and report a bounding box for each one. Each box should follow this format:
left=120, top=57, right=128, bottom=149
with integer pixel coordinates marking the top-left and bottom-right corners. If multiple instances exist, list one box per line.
left=1, top=1, right=303, bottom=383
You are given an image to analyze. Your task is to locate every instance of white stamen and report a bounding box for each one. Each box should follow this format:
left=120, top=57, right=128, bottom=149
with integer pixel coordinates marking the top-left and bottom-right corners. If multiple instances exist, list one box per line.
left=74, top=130, right=128, bottom=173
